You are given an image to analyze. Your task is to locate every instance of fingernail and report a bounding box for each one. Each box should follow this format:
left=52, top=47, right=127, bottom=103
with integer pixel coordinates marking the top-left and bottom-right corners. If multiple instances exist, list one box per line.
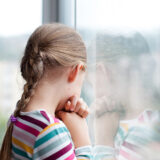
left=67, top=101, right=71, bottom=106
left=68, top=101, right=74, bottom=111
left=70, top=108, right=74, bottom=111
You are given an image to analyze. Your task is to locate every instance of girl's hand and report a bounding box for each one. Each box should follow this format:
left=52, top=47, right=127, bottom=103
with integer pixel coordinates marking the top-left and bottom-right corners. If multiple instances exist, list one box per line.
left=56, top=111, right=91, bottom=148
left=65, top=96, right=89, bottom=118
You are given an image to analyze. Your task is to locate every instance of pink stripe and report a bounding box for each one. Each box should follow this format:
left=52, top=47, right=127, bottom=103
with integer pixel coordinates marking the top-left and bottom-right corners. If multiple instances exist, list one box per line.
left=119, top=149, right=130, bottom=159
left=122, top=141, right=140, bottom=152
left=119, top=149, right=140, bottom=160
left=146, top=110, right=152, bottom=119
left=138, top=115, right=144, bottom=122
left=54, top=117, right=60, bottom=123
left=12, top=127, right=35, bottom=146
left=40, top=111, right=50, bottom=122
left=44, top=142, right=73, bottom=160
left=65, top=152, right=75, bottom=160
left=15, top=121, right=39, bottom=137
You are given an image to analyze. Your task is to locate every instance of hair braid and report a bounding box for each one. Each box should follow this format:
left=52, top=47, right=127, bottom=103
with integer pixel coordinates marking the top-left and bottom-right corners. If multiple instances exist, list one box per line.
left=14, top=47, right=44, bottom=117
left=0, top=43, right=44, bottom=160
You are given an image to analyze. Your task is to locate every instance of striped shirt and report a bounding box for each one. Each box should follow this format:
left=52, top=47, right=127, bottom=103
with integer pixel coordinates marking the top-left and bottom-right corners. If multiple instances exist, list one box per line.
left=11, top=109, right=92, bottom=160
left=114, top=110, right=160, bottom=160
left=93, top=110, right=160, bottom=160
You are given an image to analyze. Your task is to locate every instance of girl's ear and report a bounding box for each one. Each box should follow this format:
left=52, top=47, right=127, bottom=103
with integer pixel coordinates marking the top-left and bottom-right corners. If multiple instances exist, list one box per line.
left=68, top=65, right=80, bottom=82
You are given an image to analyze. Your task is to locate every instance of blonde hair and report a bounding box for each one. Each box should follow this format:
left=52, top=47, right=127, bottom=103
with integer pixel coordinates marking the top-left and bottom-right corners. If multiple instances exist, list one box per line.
left=0, top=23, right=87, bottom=159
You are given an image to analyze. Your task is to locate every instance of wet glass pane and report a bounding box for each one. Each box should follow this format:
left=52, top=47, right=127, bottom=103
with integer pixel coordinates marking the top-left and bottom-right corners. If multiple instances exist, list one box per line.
left=77, top=0, right=160, bottom=159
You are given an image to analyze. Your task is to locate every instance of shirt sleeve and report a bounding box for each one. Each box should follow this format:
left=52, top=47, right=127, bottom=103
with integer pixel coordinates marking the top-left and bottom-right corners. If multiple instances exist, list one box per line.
left=91, top=125, right=157, bottom=160
left=92, top=145, right=116, bottom=160
left=32, top=122, right=92, bottom=160
left=116, top=113, right=160, bottom=160
left=75, top=146, right=93, bottom=159
left=90, top=110, right=160, bottom=160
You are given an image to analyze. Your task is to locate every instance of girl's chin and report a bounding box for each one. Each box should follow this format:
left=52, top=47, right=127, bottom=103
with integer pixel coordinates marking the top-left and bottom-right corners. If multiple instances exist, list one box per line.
left=55, top=104, right=64, bottom=113
left=55, top=98, right=68, bottom=113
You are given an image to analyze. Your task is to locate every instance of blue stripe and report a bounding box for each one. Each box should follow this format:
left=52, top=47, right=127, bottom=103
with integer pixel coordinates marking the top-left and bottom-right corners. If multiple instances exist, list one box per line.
left=33, top=134, right=70, bottom=159
left=34, top=127, right=68, bottom=148
left=12, top=144, right=32, bottom=160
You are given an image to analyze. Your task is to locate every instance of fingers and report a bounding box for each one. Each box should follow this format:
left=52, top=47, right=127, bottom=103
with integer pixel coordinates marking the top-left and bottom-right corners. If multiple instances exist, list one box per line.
left=65, top=100, right=72, bottom=111
left=74, top=101, right=81, bottom=113
left=80, top=106, right=89, bottom=118
left=65, top=95, right=78, bottom=112
left=64, top=95, right=89, bottom=118
left=56, top=111, right=65, bottom=120
left=82, top=108, right=89, bottom=118
left=75, top=99, right=89, bottom=118
left=70, top=96, right=78, bottom=111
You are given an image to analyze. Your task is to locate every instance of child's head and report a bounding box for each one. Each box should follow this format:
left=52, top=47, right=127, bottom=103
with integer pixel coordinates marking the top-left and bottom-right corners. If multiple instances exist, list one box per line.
left=0, top=23, right=87, bottom=159
left=20, top=23, right=86, bottom=110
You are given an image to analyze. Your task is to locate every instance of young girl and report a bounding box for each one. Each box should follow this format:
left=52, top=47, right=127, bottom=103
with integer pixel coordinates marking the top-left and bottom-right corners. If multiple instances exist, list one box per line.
left=0, top=23, right=92, bottom=160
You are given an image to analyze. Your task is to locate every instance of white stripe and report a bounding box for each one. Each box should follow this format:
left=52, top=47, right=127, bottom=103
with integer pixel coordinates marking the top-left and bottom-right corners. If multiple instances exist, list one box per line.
left=34, top=140, right=71, bottom=160
left=143, top=110, right=150, bottom=122
left=12, top=143, right=32, bottom=158
left=34, top=132, right=69, bottom=153
left=118, top=155, right=128, bottom=160
left=57, top=146, right=74, bottom=160
left=121, top=145, right=142, bottom=159
left=46, top=113, right=55, bottom=123
left=14, top=124, right=36, bottom=138
left=12, top=150, right=29, bottom=160
left=12, top=132, right=34, bottom=148
left=18, top=118, right=42, bottom=132
left=36, top=122, right=66, bottom=140
left=124, top=138, right=142, bottom=148
left=20, top=110, right=50, bottom=125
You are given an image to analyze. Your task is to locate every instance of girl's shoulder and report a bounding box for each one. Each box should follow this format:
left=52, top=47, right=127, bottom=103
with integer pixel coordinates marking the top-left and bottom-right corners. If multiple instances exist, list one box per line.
left=18, top=109, right=66, bottom=136
left=20, top=109, right=61, bottom=125
left=12, top=110, right=72, bottom=159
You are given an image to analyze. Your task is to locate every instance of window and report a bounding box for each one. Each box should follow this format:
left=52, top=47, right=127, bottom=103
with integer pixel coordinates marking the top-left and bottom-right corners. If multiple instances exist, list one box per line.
left=76, top=0, right=160, bottom=159
left=0, top=0, right=42, bottom=145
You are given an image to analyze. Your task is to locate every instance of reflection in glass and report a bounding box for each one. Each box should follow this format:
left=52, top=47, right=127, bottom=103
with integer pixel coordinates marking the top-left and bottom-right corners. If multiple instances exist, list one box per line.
left=77, top=0, right=160, bottom=159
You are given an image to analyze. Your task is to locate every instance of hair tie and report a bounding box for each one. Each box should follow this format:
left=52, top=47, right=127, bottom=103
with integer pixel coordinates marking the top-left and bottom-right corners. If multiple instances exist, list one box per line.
left=10, top=115, right=17, bottom=123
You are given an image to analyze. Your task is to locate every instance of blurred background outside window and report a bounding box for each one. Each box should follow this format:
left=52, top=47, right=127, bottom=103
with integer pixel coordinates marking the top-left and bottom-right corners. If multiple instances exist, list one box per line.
left=0, top=0, right=42, bottom=144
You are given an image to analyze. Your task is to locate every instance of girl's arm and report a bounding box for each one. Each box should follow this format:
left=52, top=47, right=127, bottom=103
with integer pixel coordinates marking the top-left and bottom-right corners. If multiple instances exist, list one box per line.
left=60, top=96, right=117, bottom=160
left=33, top=97, right=92, bottom=160
left=57, top=111, right=91, bottom=148
left=33, top=118, right=92, bottom=160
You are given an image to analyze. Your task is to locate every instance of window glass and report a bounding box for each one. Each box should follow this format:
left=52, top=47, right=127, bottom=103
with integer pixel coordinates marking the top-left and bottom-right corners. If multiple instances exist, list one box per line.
left=77, top=0, right=160, bottom=159
left=0, top=0, right=42, bottom=145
